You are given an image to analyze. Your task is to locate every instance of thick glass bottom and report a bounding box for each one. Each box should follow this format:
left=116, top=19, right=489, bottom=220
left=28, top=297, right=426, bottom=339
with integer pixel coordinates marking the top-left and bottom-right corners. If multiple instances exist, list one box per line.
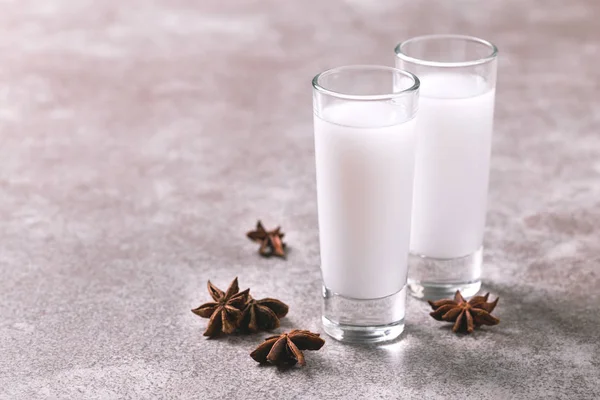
left=408, top=246, right=483, bottom=300
left=322, top=316, right=405, bottom=343
left=321, top=285, right=406, bottom=343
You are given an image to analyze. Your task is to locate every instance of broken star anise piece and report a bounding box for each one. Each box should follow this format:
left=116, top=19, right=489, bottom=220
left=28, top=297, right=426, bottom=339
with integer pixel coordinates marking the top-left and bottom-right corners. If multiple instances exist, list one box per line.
left=250, top=330, right=325, bottom=366
left=191, top=277, right=250, bottom=337
left=240, top=296, right=289, bottom=333
left=428, top=291, right=500, bottom=334
left=246, top=220, right=286, bottom=258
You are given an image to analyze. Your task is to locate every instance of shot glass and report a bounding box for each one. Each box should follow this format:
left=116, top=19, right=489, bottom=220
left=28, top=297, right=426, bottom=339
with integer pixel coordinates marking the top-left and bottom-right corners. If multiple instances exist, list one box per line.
left=312, top=65, right=420, bottom=343
left=395, top=35, right=498, bottom=299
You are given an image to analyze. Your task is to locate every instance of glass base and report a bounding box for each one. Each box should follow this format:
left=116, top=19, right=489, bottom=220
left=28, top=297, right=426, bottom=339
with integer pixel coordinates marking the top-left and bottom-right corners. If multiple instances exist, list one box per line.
left=322, top=285, right=406, bottom=343
left=408, top=246, right=483, bottom=300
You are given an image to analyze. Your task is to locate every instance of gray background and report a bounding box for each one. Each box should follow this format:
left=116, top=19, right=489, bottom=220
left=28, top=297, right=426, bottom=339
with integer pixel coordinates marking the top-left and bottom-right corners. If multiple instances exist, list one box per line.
left=1, top=0, right=599, bottom=399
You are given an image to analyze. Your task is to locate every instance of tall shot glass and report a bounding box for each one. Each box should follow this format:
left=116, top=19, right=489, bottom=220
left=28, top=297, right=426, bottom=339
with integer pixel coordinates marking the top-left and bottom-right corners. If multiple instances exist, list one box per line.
left=395, top=35, right=498, bottom=299
left=312, top=65, right=420, bottom=343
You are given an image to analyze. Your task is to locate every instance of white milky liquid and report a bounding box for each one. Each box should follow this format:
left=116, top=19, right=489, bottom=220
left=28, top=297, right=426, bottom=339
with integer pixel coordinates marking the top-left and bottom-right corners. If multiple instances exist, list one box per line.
left=314, top=102, right=417, bottom=299
left=410, top=73, right=495, bottom=259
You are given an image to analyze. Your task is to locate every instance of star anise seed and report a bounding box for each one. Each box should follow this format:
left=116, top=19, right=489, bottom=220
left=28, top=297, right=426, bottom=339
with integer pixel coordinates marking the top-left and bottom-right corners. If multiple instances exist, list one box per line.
left=191, top=277, right=250, bottom=337
left=250, top=330, right=325, bottom=366
left=247, top=221, right=286, bottom=258
left=240, top=296, right=289, bottom=333
left=428, top=291, right=500, bottom=334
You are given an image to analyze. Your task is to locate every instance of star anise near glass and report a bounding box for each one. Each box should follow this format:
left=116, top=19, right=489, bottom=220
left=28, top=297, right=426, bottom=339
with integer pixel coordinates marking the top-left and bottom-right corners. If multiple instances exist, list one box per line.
left=239, top=296, right=289, bottom=333
left=191, top=277, right=250, bottom=337
left=250, top=330, right=325, bottom=366
left=428, top=291, right=500, bottom=334
left=246, top=220, right=286, bottom=258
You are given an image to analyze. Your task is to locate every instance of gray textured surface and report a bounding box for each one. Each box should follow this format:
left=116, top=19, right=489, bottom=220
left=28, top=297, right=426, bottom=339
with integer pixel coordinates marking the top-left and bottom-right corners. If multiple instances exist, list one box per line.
left=1, top=0, right=599, bottom=399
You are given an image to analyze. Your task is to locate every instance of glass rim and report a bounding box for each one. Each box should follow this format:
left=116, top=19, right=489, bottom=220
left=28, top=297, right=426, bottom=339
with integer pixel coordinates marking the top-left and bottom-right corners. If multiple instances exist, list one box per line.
left=394, top=34, right=498, bottom=68
left=312, top=65, right=420, bottom=101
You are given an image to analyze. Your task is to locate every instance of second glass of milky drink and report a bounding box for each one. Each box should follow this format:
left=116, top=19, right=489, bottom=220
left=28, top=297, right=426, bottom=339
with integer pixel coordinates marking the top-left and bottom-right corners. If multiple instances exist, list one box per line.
left=395, top=35, right=498, bottom=299
left=312, top=65, right=420, bottom=343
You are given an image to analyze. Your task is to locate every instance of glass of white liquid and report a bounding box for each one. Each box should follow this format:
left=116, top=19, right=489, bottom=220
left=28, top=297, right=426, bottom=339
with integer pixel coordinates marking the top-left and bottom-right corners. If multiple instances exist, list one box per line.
left=395, top=35, right=498, bottom=300
left=312, top=65, right=420, bottom=343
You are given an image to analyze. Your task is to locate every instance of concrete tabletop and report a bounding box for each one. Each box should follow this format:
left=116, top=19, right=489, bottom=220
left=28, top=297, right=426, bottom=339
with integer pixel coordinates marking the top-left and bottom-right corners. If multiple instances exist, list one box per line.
left=1, top=0, right=599, bottom=399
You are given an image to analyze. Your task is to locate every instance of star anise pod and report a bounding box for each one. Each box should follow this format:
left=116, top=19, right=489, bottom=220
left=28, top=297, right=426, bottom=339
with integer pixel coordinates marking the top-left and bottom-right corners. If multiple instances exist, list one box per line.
left=428, top=291, right=500, bottom=334
left=239, top=296, right=289, bottom=333
left=191, top=277, right=250, bottom=337
left=246, top=220, right=286, bottom=258
left=250, top=330, right=325, bottom=366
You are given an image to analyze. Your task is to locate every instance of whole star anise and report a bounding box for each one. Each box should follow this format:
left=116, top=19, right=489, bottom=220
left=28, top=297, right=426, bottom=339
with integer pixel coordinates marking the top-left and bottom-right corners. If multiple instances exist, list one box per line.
left=191, top=277, right=250, bottom=337
left=246, top=221, right=286, bottom=258
left=428, top=291, right=500, bottom=334
left=239, top=296, right=289, bottom=333
left=250, top=330, right=325, bottom=366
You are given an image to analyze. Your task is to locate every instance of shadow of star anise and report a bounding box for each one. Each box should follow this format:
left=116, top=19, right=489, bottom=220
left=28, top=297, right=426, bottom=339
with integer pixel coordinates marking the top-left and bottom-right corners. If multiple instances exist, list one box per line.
left=246, top=220, right=286, bottom=258
left=428, top=291, right=500, bottom=334
left=250, top=330, right=325, bottom=367
left=191, top=277, right=250, bottom=337
left=239, top=296, right=289, bottom=333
